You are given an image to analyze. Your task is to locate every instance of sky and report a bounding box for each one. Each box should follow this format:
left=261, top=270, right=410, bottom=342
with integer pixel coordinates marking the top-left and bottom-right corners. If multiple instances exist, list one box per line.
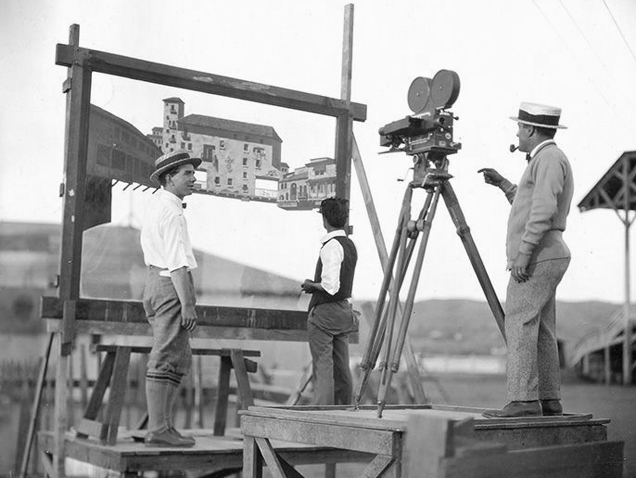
left=1, top=0, right=636, bottom=305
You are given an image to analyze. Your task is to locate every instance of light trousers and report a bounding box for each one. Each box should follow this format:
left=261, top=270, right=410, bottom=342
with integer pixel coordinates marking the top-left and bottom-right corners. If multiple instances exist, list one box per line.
left=505, top=257, right=570, bottom=401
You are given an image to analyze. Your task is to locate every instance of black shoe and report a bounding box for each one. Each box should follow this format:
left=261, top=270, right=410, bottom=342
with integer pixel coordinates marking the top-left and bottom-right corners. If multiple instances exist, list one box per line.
left=169, top=426, right=195, bottom=446
left=482, top=401, right=542, bottom=418
left=145, top=427, right=195, bottom=447
left=540, top=399, right=563, bottom=416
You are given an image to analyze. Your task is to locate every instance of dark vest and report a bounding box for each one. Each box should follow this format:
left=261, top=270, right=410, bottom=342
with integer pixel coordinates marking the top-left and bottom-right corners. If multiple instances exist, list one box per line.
left=308, top=235, right=357, bottom=311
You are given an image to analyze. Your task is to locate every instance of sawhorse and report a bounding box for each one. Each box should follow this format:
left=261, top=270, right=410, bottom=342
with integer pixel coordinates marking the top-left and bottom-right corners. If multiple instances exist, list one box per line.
left=75, top=345, right=259, bottom=445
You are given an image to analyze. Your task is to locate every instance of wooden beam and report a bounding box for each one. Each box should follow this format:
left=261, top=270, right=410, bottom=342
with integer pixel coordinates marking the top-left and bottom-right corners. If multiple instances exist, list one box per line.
left=55, top=44, right=367, bottom=121
left=41, top=296, right=308, bottom=328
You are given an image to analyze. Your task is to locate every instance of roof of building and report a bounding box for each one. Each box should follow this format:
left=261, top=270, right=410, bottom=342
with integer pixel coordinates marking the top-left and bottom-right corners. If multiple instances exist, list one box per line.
left=281, top=167, right=308, bottom=181
left=578, top=150, right=636, bottom=213
left=307, top=157, right=334, bottom=166
left=178, top=114, right=282, bottom=142
left=163, top=97, right=184, bottom=103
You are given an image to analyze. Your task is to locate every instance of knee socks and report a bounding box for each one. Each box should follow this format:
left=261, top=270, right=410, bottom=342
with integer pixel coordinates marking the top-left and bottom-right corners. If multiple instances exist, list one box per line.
left=146, top=371, right=182, bottom=432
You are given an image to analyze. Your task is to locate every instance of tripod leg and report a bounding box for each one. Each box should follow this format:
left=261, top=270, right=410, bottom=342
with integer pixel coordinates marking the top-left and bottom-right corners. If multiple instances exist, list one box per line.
left=354, top=187, right=412, bottom=406
left=377, top=187, right=442, bottom=417
left=362, top=195, right=432, bottom=406
left=441, top=181, right=506, bottom=339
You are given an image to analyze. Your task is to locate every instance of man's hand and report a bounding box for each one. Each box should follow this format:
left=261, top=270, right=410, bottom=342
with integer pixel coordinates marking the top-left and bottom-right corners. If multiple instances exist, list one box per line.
left=301, top=279, right=316, bottom=294
left=510, top=252, right=531, bottom=283
left=180, top=304, right=197, bottom=331
left=478, top=168, right=505, bottom=187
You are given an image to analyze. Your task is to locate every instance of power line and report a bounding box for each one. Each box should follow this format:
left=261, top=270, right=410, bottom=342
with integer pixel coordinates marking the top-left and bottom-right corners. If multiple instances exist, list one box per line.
left=558, top=0, right=636, bottom=114
left=529, top=0, right=618, bottom=114
left=601, top=0, right=636, bottom=67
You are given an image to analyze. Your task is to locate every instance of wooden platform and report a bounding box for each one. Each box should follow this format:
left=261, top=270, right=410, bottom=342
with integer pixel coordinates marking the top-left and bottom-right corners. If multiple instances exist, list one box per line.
left=38, top=428, right=372, bottom=478
left=240, top=405, right=614, bottom=478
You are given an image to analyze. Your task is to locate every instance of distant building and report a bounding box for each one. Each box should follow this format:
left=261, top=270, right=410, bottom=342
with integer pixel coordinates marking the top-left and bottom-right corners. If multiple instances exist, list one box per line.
left=278, top=157, right=337, bottom=210
left=153, top=98, right=283, bottom=202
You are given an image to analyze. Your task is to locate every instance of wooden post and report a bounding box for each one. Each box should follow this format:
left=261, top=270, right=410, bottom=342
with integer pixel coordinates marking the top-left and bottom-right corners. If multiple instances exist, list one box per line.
left=622, top=155, right=632, bottom=385
left=54, top=23, right=93, bottom=478
left=335, top=4, right=355, bottom=202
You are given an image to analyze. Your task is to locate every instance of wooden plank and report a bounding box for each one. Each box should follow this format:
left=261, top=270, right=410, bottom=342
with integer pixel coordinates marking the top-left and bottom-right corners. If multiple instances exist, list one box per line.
left=214, top=356, right=233, bottom=436
left=474, top=424, right=607, bottom=450
left=274, top=454, right=306, bottom=478
left=41, top=296, right=308, bottom=328
left=439, top=441, right=624, bottom=478
left=74, top=418, right=108, bottom=439
left=243, top=436, right=263, bottom=478
left=81, top=352, right=116, bottom=421
left=231, top=349, right=255, bottom=408
left=45, top=318, right=312, bottom=342
left=103, top=347, right=131, bottom=444
left=242, top=406, right=435, bottom=431
left=241, top=415, right=398, bottom=456
left=255, top=437, right=287, bottom=478
left=92, top=344, right=261, bottom=357
left=360, top=455, right=394, bottom=478
left=55, top=44, right=366, bottom=121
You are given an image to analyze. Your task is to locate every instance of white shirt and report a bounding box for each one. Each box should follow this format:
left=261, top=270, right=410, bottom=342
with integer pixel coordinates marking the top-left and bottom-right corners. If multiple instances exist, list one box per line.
left=140, top=189, right=197, bottom=277
left=319, top=230, right=346, bottom=295
left=528, top=139, right=555, bottom=160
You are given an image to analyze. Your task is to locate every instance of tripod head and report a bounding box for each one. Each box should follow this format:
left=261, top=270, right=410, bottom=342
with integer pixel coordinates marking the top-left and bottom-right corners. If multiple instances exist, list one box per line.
left=379, top=70, right=462, bottom=165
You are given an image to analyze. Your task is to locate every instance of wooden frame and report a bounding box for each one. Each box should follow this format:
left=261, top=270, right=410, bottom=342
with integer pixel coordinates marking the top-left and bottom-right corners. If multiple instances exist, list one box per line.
left=44, top=8, right=367, bottom=477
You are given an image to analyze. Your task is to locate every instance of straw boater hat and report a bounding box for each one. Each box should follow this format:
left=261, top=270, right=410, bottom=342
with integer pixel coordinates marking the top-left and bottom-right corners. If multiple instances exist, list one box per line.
left=150, top=151, right=202, bottom=184
left=510, top=102, right=567, bottom=129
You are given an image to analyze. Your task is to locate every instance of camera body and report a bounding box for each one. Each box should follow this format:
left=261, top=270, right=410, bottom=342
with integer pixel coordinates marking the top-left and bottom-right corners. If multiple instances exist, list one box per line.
left=379, top=109, right=460, bottom=156
left=379, top=70, right=462, bottom=157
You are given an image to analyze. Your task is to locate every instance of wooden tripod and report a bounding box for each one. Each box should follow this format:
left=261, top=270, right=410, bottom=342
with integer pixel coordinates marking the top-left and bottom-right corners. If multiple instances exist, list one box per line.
left=353, top=153, right=506, bottom=417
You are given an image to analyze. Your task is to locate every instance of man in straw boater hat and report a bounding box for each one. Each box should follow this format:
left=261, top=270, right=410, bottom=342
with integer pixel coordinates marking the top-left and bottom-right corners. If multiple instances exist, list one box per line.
left=478, top=103, right=574, bottom=418
left=140, top=151, right=202, bottom=446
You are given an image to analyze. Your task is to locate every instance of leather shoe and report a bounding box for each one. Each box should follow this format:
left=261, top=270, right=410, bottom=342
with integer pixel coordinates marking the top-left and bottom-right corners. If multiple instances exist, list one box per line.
left=169, top=427, right=195, bottom=446
left=540, top=399, right=563, bottom=416
left=145, top=427, right=195, bottom=447
left=482, top=401, right=542, bottom=418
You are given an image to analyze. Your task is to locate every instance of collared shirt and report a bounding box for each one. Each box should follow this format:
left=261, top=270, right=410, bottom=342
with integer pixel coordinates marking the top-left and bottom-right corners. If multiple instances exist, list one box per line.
left=318, top=229, right=347, bottom=295
left=140, top=189, right=197, bottom=277
left=529, top=139, right=555, bottom=159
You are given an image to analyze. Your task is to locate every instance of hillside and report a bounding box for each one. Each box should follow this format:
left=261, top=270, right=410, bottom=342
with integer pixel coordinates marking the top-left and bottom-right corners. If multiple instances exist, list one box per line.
left=357, top=299, right=621, bottom=356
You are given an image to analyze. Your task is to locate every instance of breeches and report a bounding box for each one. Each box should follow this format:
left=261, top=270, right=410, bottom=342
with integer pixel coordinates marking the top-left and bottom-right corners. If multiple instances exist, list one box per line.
left=505, top=258, right=570, bottom=401
left=142, top=266, right=192, bottom=377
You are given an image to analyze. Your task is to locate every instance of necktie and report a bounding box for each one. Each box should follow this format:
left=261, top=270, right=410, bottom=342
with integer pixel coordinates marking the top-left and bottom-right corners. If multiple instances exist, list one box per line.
left=526, top=153, right=532, bottom=162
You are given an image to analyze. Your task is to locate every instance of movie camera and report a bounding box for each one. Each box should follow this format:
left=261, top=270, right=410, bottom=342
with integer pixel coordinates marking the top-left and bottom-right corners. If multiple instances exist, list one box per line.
left=379, top=70, right=462, bottom=158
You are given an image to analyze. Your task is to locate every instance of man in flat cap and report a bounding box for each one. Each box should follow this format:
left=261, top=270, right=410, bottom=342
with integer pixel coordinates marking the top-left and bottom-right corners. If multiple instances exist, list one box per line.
left=301, top=197, right=358, bottom=405
left=140, top=151, right=201, bottom=446
left=479, top=103, right=574, bottom=418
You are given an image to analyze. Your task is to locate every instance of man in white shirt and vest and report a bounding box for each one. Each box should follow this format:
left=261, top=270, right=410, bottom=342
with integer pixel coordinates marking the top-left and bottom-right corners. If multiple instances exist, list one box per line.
left=479, top=103, right=574, bottom=418
left=140, top=151, right=201, bottom=447
left=301, top=197, right=358, bottom=405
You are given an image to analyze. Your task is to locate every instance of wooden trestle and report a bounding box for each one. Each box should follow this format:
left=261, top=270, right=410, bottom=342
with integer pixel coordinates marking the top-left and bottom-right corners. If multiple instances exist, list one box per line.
left=240, top=405, right=621, bottom=478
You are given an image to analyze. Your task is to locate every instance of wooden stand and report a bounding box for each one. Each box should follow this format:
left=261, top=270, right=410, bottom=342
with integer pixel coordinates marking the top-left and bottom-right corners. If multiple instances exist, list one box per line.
left=240, top=405, right=617, bottom=478
left=75, top=345, right=260, bottom=445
